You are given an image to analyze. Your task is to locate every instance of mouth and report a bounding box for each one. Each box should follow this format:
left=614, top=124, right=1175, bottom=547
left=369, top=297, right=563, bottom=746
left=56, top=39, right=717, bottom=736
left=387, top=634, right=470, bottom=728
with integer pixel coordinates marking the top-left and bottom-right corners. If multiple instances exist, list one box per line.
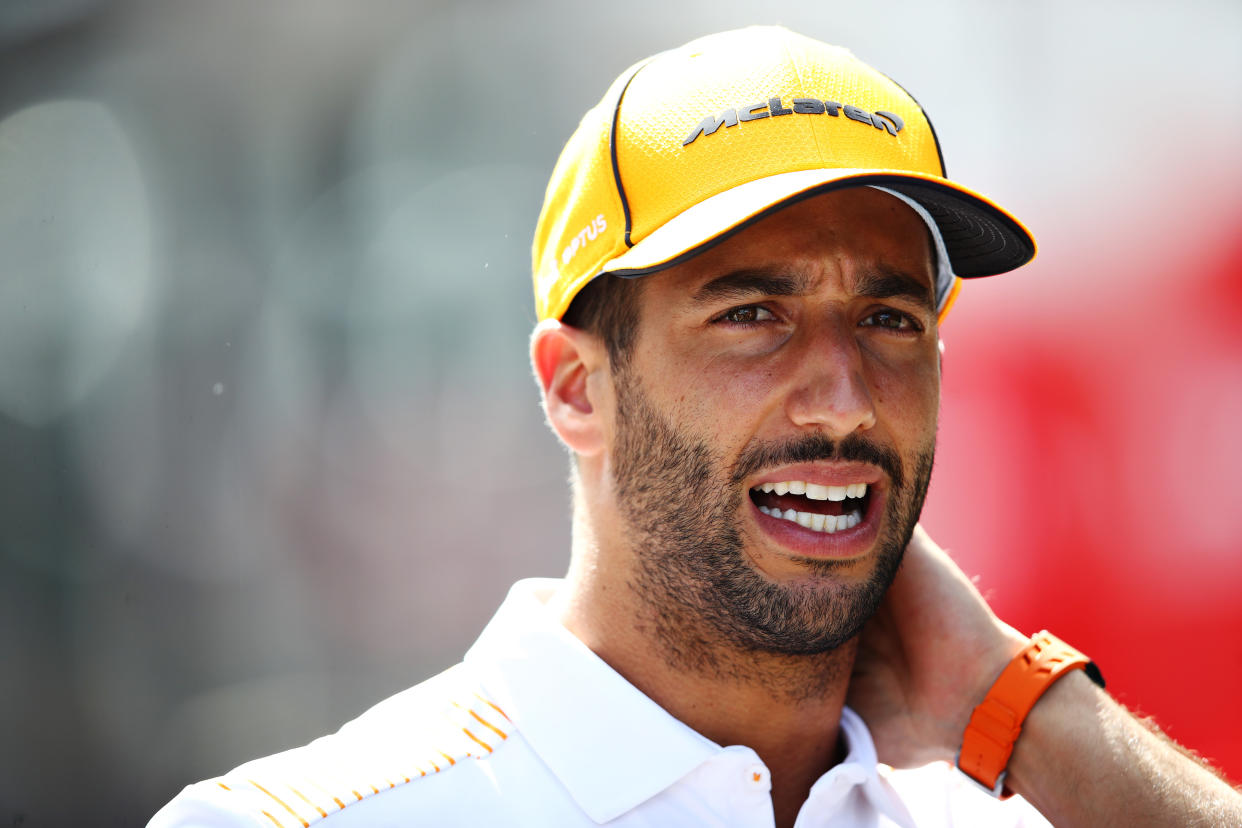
left=748, top=480, right=874, bottom=535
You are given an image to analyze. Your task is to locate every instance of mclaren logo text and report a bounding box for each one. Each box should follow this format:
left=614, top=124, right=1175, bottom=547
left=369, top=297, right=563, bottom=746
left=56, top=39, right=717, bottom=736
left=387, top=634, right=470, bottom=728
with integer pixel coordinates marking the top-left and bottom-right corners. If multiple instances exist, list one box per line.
left=683, top=97, right=905, bottom=146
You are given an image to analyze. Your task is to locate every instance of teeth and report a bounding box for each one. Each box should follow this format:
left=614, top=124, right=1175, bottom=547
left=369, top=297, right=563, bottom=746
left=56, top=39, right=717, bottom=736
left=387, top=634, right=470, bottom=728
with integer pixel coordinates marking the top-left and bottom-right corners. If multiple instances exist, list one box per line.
left=752, top=480, right=870, bottom=536
left=758, top=505, right=864, bottom=534
left=755, top=481, right=868, bottom=500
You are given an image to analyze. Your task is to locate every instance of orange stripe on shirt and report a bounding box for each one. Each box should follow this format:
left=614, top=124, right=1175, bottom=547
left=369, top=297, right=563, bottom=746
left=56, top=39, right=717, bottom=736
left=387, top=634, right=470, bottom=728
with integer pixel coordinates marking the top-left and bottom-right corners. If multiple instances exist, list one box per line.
left=462, top=727, right=493, bottom=754
left=476, top=694, right=511, bottom=721
left=439, top=751, right=457, bottom=766
left=303, top=777, right=346, bottom=810
left=249, top=780, right=310, bottom=828
left=260, top=810, right=285, bottom=828
left=288, top=785, right=328, bottom=819
left=470, top=709, right=508, bottom=741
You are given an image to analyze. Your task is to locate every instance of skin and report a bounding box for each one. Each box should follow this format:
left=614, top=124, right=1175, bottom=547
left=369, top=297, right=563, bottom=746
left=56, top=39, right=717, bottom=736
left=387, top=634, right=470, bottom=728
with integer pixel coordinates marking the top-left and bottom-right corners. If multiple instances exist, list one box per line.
left=531, top=188, right=1242, bottom=827
left=537, top=187, right=950, bottom=823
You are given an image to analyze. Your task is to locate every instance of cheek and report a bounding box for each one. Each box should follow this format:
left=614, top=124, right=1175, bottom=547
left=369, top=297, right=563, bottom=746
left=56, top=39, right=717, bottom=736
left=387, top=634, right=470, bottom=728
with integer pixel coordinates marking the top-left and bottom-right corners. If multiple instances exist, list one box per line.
left=652, top=352, right=783, bottom=442
left=699, top=361, right=782, bottom=403
left=869, top=359, right=940, bottom=438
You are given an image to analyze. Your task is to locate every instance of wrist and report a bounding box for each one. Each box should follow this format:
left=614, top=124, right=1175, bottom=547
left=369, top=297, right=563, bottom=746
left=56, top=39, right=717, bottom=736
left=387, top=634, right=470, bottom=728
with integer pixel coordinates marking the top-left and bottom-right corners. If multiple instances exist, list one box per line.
left=1003, top=667, right=1100, bottom=799
left=956, top=625, right=1028, bottom=746
left=956, top=630, right=1104, bottom=797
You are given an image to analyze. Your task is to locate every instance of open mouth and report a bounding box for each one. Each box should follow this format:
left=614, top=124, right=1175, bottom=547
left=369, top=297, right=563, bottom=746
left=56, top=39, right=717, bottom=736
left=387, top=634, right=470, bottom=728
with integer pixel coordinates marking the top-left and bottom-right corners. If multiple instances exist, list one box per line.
left=749, top=481, right=873, bottom=535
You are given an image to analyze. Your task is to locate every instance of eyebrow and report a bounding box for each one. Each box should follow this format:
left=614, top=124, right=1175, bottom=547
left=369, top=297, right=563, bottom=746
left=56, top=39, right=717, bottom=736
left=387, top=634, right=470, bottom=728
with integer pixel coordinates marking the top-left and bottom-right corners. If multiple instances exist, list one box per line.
left=853, top=268, right=936, bottom=314
left=691, top=266, right=935, bottom=313
left=691, top=269, right=811, bottom=303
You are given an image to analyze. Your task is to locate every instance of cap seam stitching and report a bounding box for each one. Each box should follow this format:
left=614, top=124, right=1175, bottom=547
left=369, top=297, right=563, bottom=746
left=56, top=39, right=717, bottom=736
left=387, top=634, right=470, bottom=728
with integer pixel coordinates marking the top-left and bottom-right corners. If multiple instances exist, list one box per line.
left=609, top=61, right=651, bottom=249
left=780, top=39, right=829, bottom=167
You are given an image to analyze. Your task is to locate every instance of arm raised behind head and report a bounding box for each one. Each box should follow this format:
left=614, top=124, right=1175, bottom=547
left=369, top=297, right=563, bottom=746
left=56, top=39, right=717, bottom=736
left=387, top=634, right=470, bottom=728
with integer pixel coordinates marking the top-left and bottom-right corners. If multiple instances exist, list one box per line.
left=847, top=525, right=1242, bottom=827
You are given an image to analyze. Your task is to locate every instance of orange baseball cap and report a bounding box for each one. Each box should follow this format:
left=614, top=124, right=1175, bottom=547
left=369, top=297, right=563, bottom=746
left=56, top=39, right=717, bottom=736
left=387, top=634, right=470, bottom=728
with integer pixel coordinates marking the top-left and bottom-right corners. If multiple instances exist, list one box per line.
left=531, top=26, right=1036, bottom=322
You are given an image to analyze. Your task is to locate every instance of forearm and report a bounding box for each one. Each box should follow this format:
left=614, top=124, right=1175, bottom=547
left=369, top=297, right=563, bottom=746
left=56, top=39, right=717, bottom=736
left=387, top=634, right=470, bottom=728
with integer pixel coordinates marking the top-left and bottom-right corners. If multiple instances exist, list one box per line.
left=1006, top=669, right=1242, bottom=827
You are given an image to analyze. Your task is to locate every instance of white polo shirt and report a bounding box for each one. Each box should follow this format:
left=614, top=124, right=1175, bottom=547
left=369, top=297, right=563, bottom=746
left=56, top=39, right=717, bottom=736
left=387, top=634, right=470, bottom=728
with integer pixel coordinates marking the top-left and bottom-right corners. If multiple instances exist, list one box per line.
left=150, top=579, right=1050, bottom=827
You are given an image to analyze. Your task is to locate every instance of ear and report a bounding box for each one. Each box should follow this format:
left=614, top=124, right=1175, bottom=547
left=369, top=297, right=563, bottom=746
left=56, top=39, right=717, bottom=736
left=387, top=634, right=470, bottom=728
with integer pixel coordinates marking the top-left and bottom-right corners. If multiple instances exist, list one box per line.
left=531, top=318, right=608, bottom=457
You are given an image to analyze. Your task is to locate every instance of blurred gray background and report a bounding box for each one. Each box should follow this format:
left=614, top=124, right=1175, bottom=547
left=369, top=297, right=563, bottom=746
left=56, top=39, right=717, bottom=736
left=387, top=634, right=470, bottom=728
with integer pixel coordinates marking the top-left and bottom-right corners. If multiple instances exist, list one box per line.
left=2, top=1, right=1240, bottom=825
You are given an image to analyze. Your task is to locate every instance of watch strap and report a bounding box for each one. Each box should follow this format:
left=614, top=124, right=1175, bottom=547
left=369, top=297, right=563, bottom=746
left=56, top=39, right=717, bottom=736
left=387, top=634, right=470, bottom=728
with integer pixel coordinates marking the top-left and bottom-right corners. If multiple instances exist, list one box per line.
left=956, top=630, right=1104, bottom=796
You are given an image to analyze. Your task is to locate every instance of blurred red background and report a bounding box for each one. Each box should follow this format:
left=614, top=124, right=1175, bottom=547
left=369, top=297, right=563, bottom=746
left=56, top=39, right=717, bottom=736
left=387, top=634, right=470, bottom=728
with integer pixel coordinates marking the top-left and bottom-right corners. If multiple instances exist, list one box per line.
left=926, top=187, right=1242, bottom=782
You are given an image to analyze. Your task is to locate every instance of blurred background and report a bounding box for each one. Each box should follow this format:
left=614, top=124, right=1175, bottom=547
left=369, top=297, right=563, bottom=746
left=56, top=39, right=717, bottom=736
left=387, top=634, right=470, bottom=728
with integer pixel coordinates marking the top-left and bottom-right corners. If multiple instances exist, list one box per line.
left=1, top=1, right=1239, bottom=824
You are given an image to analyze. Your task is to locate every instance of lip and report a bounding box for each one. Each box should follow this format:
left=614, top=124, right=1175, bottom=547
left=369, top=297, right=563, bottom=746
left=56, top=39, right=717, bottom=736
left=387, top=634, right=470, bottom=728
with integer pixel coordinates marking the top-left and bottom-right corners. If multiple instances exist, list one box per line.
left=747, top=463, right=887, bottom=559
left=749, top=462, right=884, bottom=489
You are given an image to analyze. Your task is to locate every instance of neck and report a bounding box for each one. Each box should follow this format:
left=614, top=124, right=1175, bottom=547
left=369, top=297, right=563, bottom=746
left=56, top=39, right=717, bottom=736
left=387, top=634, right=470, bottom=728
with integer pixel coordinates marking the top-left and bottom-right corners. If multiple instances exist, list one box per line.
left=553, top=508, right=854, bottom=826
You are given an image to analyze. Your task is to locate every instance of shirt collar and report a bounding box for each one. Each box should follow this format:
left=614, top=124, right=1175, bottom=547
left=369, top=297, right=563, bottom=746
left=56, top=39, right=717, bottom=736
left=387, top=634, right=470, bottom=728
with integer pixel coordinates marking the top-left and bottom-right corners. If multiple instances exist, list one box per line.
left=832, top=707, right=918, bottom=826
left=465, top=578, right=910, bottom=825
left=465, top=579, right=719, bottom=822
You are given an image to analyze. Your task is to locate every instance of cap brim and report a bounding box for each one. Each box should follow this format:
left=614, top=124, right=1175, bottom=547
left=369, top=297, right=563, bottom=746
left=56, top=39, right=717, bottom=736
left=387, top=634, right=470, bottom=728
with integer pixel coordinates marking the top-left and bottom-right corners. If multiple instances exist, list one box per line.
left=600, top=168, right=1036, bottom=280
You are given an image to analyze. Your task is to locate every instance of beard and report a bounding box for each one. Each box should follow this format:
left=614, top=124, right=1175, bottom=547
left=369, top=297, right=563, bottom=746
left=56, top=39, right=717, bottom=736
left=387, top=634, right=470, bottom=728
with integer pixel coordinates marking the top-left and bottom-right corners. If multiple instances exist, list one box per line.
left=611, top=364, right=935, bottom=664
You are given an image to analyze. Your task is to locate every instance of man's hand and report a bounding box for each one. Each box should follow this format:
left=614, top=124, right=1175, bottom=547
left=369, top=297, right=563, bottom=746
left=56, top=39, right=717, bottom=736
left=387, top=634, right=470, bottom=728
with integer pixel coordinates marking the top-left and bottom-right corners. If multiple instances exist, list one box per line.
left=848, top=525, right=1242, bottom=825
left=846, top=524, right=1027, bottom=768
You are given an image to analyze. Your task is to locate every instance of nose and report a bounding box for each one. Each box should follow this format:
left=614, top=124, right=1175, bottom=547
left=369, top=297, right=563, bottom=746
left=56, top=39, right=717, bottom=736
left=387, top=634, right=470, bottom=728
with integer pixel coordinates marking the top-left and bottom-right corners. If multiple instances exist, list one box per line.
left=784, top=320, right=878, bottom=436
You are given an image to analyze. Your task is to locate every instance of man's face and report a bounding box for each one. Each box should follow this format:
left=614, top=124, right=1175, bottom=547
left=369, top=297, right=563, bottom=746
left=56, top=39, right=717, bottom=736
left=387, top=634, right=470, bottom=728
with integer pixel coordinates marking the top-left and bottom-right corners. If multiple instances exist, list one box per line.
left=606, top=188, right=940, bottom=657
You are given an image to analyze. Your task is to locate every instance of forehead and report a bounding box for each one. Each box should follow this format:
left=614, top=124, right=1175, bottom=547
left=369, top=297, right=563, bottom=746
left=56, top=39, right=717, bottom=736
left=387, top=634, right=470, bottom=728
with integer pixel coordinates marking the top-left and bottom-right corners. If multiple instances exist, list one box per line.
left=642, top=187, right=935, bottom=302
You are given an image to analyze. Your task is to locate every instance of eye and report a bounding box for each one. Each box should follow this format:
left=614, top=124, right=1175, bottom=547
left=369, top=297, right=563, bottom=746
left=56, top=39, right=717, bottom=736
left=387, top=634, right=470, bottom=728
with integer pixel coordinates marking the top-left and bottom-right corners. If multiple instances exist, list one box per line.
left=717, top=305, right=776, bottom=325
left=860, top=309, right=921, bottom=332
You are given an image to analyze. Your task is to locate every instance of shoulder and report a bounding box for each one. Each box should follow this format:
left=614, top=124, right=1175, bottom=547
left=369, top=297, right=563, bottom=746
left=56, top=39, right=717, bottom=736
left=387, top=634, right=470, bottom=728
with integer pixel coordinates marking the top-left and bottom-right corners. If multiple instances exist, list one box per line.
left=148, top=664, right=522, bottom=827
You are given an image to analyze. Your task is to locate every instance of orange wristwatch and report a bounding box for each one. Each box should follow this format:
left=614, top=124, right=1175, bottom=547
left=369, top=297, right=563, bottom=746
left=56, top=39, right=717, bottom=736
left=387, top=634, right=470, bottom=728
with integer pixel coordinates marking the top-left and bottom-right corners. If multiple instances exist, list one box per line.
left=956, top=631, right=1105, bottom=797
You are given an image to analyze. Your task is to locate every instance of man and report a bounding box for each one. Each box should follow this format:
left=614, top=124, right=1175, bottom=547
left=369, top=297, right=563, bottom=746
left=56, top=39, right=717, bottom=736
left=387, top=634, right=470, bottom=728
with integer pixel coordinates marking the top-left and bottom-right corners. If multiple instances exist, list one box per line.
left=151, top=26, right=1241, bottom=827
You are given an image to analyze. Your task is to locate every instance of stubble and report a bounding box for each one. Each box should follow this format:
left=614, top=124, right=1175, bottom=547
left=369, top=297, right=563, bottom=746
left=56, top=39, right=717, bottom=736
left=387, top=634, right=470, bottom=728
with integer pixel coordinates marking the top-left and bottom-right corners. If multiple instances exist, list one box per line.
left=611, top=366, right=934, bottom=698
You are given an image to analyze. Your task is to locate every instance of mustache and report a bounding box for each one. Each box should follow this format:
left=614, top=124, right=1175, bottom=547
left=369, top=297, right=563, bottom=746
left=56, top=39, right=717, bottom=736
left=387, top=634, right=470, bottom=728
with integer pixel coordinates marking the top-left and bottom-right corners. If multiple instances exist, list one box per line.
left=730, top=432, right=904, bottom=489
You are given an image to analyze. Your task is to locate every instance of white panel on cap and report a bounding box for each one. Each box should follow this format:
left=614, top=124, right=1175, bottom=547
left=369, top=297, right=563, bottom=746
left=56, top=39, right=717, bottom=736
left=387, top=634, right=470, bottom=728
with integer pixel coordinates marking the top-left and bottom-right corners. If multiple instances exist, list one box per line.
left=869, top=186, right=955, bottom=312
